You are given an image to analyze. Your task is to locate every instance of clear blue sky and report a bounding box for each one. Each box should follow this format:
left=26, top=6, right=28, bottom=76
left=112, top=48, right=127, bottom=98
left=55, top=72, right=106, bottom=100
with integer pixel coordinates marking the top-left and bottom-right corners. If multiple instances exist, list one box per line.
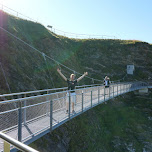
left=0, top=0, right=152, bottom=43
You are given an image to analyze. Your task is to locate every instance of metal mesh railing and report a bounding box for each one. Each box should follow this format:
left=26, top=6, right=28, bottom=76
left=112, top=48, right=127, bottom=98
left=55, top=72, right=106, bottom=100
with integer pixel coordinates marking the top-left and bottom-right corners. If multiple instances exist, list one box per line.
left=0, top=82, right=148, bottom=151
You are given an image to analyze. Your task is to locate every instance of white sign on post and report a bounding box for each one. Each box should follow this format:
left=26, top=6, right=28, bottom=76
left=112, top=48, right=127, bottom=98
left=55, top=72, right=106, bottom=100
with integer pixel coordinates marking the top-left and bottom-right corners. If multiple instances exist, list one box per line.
left=127, top=65, right=134, bottom=75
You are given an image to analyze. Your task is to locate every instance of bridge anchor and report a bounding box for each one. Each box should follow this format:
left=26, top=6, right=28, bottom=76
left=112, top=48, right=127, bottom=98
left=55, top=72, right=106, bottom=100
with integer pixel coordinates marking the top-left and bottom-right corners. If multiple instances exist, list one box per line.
left=134, top=88, right=149, bottom=95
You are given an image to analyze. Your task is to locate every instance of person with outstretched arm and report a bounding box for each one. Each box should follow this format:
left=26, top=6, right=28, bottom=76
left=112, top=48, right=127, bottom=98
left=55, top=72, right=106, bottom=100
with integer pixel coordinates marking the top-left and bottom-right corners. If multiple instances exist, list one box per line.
left=104, top=76, right=110, bottom=95
left=104, top=76, right=110, bottom=88
left=57, top=68, right=88, bottom=114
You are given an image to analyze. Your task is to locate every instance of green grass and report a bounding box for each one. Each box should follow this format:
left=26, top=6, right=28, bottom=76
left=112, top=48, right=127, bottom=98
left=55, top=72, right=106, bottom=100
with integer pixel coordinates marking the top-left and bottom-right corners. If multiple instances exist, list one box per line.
left=1, top=10, right=152, bottom=93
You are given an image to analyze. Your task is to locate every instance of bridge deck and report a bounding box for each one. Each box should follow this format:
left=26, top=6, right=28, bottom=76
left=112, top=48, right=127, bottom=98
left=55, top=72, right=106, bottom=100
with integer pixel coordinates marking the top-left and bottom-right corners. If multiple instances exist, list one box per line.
left=0, top=83, right=147, bottom=151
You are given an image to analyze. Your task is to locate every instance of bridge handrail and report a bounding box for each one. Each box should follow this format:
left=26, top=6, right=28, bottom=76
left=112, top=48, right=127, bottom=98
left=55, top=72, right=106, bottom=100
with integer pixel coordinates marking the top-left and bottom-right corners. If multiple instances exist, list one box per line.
left=0, top=83, right=102, bottom=99
left=0, top=85, right=102, bottom=104
left=0, top=81, right=147, bottom=99
left=0, top=81, right=147, bottom=104
left=0, top=132, right=39, bottom=152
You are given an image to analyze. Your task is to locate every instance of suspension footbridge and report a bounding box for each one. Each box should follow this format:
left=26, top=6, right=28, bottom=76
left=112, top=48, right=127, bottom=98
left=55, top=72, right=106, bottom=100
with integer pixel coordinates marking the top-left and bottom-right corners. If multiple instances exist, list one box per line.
left=0, top=81, right=150, bottom=151
left=0, top=6, right=151, bottom=152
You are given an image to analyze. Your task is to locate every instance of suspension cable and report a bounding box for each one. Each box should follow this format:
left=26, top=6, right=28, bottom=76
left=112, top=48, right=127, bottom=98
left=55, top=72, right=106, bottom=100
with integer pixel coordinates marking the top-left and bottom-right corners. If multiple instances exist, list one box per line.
left=0, top=62, right=12, bottom=93
left=42, top=53, right=55, bottom=88
left=0, top=26, right=104, bottom=82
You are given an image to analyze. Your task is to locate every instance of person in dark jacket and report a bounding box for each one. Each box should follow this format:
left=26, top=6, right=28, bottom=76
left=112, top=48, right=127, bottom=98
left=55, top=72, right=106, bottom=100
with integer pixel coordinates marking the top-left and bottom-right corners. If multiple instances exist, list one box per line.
left=104, top=76, right=110, bottom=88
left=57, top=68, right=88, bottom=114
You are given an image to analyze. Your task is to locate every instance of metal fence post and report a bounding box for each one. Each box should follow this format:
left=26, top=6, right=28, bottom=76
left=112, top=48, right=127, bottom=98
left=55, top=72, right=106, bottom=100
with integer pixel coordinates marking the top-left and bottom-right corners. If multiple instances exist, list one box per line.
left=109, top=86, right=110, bottom=99
left=69, top=93, right=71, bottom=119
left=91, top=91, right=92, bottom=107
left=124, top=84, right=125, bottom=92
left=117, top=84, right=118, bottom=96
left=104, top=87, right=105, bottom=102
left=23, top=94, right=26, bottom=125
left=113, top=85, right=114, bottom=97
left=98, top=87, right=100, bottom=104
left=46, top=95, right=49, bottom=116
left=50, top=100, right=53, bottom=132
left=130, top=84, right=131, bottom=92
left=82, top=91, right=83, bottom=113
left=18, top=101, right=22, bottom=142
left=124, top=84, right=125, bottom=93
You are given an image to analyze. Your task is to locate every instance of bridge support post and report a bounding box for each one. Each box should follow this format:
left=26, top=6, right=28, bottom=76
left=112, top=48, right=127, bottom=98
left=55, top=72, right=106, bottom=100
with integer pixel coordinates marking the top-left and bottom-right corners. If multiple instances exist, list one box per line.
left=109, top=86, right=110, bottom=99
left=129, top=84, right=131, bottom=92
left=98, top=87, right=100, bottom=104
left=23, top=94, right=26, bottom=125
left=69, top=94, right=71, bottom=119
left=124, top=84, right=126, bottom=93
left=18, top=101, right=22, bottom=142
left=113, top=85, right=114, bottom=97
left=82, top=91, right=83, bottom=113
left=46, top=92, right=50, bottom=117
left=91, top=91, right=92, bottom=107
left=117, top=84, right=118, bottom=96
left=50, top=100, right=53, bottom=132
left=125, top=84, right=126, bottom=92
left=104, top=87, right=105, bottom=102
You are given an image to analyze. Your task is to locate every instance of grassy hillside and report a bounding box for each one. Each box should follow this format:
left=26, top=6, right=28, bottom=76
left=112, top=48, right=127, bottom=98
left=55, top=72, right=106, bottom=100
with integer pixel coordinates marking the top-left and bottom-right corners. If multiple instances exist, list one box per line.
left=0, top=10, right=84, bottom=93
left=0, top=10, right=152, bottom=152
left=0, top=10, right=152, bottom=94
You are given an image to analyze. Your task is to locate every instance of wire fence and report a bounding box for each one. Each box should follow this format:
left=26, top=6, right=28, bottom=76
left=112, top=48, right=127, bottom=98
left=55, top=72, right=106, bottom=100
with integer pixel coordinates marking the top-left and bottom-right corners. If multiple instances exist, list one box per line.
left=0, top=3, right=37, bottom=22
left=50, top=28, right=117, bottom=40
left=0, top=3, right=117, bottom=40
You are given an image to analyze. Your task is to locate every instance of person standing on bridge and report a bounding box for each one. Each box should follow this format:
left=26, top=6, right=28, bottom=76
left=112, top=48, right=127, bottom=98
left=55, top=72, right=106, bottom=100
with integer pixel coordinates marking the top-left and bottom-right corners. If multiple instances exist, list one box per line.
left=104, top=76, right=110, bottom=88
left=104, top=76, right=110, bottom=95
left=57, top=68, right=88, bottom=114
